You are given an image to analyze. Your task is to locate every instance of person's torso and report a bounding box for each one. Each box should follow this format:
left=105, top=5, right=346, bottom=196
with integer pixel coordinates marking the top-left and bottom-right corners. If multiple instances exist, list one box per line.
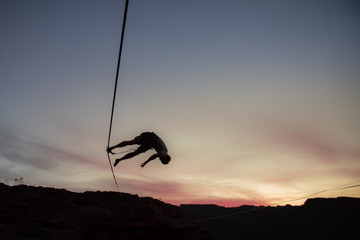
left=141, top=132, right=167, bottom=153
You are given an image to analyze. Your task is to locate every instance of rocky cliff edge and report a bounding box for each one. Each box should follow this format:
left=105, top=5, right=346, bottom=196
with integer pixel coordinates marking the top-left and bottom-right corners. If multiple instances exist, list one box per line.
left=0, top=183, right=212, bottom=240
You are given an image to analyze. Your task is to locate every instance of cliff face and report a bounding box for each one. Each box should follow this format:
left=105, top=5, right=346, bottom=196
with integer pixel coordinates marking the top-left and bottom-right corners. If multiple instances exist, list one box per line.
left=0, top=183, right=212, bottom=240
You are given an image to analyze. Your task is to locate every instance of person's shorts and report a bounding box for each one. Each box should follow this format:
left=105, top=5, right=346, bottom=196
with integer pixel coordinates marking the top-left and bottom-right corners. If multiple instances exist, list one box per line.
left=136, top=132, right=156, bottom=152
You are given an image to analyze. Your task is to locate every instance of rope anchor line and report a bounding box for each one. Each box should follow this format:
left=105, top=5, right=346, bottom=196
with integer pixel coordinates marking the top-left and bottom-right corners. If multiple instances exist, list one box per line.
left=106, top=0, right=130, bottom=195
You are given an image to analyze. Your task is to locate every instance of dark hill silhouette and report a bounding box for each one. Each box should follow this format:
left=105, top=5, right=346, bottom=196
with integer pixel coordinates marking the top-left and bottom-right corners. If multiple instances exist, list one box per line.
left=0, top=183, right=212, bottom=240
left=181, top=197, right=360, bottom=240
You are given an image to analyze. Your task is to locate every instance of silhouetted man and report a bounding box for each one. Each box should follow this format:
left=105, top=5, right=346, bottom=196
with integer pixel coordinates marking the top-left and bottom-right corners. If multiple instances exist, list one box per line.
left=107, top=132, right=171, bottom=168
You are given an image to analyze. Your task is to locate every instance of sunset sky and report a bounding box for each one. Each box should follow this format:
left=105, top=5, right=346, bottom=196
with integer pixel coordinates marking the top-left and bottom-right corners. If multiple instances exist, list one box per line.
left=1, top=0, right=359, bottom=207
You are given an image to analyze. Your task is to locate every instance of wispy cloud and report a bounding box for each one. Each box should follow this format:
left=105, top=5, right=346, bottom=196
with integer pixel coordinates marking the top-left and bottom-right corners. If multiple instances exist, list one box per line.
left=0, top=129, right=103, bottom=171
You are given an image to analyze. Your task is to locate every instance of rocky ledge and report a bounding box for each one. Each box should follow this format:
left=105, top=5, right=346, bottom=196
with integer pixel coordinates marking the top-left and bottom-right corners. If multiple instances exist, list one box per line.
left=0, top=183, right=212, bottom=240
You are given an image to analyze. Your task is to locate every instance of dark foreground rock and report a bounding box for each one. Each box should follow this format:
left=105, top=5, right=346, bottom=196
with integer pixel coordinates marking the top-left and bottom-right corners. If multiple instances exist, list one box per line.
left=0, top=183, right=212, bottom=240
left=181, top=197, right=360, bottom=240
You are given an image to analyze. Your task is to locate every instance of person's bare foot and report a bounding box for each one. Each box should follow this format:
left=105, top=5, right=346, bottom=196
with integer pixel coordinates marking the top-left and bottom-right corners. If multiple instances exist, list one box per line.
left=114, top=159, right=121, bottom=166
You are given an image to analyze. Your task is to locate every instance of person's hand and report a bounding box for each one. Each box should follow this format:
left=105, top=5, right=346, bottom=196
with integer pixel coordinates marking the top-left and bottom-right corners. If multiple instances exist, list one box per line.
left=106, top=147, right=114, bottom=154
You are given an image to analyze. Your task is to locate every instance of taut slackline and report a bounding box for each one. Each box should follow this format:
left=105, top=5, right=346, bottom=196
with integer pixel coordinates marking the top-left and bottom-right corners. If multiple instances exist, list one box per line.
left=107, top=0, right=130, bottom=193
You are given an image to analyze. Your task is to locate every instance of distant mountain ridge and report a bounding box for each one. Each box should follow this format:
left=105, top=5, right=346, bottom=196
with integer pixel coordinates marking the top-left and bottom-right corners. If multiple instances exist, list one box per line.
left=0, top=183, right=212, bottom=240
left=181, top=197, right=360, bottom=240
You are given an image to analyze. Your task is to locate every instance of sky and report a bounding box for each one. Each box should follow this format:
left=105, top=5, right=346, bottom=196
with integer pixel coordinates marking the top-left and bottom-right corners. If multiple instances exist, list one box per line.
left=0, top=0, right=360, bottom=207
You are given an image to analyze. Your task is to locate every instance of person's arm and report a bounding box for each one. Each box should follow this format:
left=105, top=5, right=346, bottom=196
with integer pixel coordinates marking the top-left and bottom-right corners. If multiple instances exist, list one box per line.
left=141, top=154, right=159, bottom=168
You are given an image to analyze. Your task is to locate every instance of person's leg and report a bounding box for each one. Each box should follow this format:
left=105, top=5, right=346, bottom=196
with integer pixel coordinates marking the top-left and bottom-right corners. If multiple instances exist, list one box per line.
left=114, top=145, right=147, bottom=166
left=111, top=135, right=142, bottom=150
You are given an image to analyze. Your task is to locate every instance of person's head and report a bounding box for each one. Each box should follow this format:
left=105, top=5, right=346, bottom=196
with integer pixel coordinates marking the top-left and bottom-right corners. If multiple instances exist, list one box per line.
left=160, top=154, right=171, bottom=165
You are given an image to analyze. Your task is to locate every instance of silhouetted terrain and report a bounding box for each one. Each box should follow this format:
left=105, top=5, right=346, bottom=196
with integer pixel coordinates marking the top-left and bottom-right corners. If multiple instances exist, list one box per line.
left=181, top=197, right=360, bottom=240
left=2, top=182, right=359, bottom=240
left=0, top=183, right=212, bottom=240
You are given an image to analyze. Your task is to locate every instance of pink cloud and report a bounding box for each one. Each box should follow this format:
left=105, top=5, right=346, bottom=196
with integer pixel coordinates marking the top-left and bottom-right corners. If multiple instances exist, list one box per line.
left=249, top=119, right=360, bottom=163
left=179, top=197, right=266, bottom=207
left=327, top=168, right=360, bottom=179
left=259, top=171, right=312, bottom=186
left=110, top=177, right=193, bottom=201
left=272, top=129, right=339, bottom=162
left=96, top=174, right=272, bottom=207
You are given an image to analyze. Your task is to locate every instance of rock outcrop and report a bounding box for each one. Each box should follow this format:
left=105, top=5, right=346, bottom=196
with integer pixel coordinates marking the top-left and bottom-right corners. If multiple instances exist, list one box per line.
left=0, top=183, right=212, bottom=240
